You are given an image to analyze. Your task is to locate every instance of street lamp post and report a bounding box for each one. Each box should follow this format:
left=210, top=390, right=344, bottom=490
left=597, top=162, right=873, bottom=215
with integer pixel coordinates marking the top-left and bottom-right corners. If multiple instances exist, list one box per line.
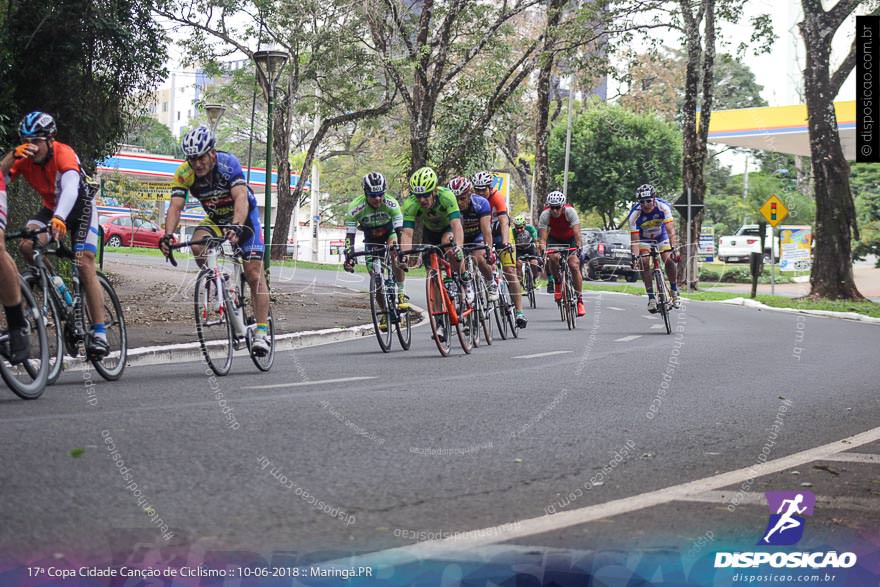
left=204, top=103, right=226, bottom=132
left=253, top=49, right=289, bottom=268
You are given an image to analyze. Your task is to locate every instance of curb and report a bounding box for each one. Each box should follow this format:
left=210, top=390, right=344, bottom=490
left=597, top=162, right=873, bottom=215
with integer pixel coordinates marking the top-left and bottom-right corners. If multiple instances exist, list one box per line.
left=66, top=306, right=428, bottom=370
left=715, top=297, right=880, bottom=324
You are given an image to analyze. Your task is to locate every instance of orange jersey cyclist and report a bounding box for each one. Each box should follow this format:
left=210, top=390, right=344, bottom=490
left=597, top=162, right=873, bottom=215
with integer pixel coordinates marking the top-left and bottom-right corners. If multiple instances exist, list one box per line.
left=472, top=170, right=527, bottom=328
left=159, top=125, right=271, bottom=356
left=0, top=111, right=109, bottom=358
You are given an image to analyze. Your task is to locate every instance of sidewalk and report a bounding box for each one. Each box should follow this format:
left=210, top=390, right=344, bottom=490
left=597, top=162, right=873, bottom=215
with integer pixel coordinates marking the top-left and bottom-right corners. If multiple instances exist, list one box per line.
left=705, top=263, right=880, bottom=301
left=104, top=255, right=371, bottom=349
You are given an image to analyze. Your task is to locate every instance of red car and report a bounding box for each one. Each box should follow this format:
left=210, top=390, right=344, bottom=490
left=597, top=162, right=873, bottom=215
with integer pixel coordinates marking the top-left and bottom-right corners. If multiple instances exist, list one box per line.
left=100, top=214, right=169, bottom=248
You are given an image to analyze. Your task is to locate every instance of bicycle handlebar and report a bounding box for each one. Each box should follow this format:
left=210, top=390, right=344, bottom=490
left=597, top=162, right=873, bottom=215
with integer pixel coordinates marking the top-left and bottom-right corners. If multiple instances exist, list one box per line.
left=6, top=226, right=76, bottom=259
left=163, top=235, right=237, bottom=268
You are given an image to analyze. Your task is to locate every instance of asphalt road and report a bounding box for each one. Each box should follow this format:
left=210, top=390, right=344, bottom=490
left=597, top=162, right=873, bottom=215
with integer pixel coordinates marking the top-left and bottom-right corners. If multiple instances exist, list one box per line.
left=1, top=255, right=878, bottom=580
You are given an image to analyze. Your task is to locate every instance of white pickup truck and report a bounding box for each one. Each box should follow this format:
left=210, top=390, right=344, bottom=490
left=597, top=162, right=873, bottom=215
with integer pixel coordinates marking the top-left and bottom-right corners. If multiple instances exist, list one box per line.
left=718, top=225, right=779, bottom=263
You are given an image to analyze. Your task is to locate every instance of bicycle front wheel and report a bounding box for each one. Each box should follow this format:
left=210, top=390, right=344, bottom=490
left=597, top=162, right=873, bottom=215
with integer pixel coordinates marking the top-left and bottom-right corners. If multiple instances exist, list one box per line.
left=655, top=271, right=672, bottom=335
left=455, top=283, right=473, bottom=355
left=369, top=273, right=393, bottom=353
left=525, top=265, right=536, bottom=309
left=499, top=275, right=518, bottom=339
left=474, top=272, right=492, bottom=346
left=25, top=271, right=64, bottom=385
left=87, top=272, right=128, bottom=381
left=426, top=270, right=451, bottom=357
left=0, top=276, right=49, bottom=399
left=195, top=270, right=234, bottom=375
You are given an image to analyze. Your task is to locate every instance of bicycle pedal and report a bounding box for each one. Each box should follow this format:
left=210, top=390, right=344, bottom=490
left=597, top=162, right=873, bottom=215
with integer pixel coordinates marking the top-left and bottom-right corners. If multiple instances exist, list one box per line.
left=233, top=338, right=247, bottom=350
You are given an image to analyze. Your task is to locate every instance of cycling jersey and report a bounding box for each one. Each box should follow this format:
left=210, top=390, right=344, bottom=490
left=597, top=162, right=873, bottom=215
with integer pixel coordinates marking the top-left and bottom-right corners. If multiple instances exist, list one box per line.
left=402, top=187, right=461, bottom=233
left=171, top=151, right=264, bottom=260
left=345, top=194, right=403, bottom=241
left=626, top=198, right=674, bottom=243
left=513, top=224, right=538, bottom=249
left=538, top=205, right=580, bottom=241
left=458, top=195, right=492, bottom=243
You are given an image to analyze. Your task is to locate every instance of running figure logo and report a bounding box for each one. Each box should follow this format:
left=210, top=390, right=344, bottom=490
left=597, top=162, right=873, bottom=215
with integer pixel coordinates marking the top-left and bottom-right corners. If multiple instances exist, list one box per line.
left=759, top=491, right=816, bottom=546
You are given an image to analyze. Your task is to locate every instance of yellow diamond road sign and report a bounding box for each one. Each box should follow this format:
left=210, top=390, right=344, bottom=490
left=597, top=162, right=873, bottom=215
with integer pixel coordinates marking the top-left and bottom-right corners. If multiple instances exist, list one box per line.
left=760, top=195, right=789, bottom=227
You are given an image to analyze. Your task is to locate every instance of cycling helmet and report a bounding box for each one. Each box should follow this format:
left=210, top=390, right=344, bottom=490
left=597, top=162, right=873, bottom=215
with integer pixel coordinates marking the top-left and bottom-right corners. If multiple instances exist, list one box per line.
left=448, top=176, right=472, bottom=197
left=546, top=191, right=566, bottom=206
left=513, top=214, right=527, bottom=227
left=362, top=171, right=387, bottom=195
left=409, top=166, right=438, bottom=195
left=472, top=170, right=494, bottom=189
left=181, top=125, right=216, bottom=158
left=636, top=183, right=657, bottom=202
left=19, top=111, right=57, bottom=140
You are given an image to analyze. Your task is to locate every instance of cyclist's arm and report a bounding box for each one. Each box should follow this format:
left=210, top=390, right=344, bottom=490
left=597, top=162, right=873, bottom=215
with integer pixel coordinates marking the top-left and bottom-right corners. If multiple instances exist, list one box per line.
left=573, top=223, right=583, bottom=249
left=0, top=151, right=15, bottom=183
left=400, top=227, right=414, bottom=251
left=479, top=215, right=492, bottom=246
left=658, top=200, right=677, bottom=248
left=498, top=212, right=510, bottom=246
left=450, top=217, right=464, bottom=248
left=164, top=196, right=185, bottom=238
left=230, top=184, right=249, bottom=226
left=53, top=170, right=81, bottom=221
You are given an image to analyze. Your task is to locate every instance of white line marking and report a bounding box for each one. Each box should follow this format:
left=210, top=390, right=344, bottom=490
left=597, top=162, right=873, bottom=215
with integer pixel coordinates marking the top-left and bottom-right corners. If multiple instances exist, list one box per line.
left=614, top=335, right=641, bottom=342
left=650, top=324, right=666, bottom=329
left=512, top=351, right=573, bottom=359
left=244, top=376, right=376, bottom=390
left=321, top=425, right=880, bottom=567
left=641, top=315, right=658, bottom=320
left=822, top=452, right=880, bottom=464
left=607, top=307, right=625, bottom=312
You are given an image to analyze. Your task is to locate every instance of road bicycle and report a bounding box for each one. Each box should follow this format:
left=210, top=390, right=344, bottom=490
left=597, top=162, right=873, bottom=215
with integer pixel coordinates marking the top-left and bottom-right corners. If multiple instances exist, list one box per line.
left=491, top=245, right=518, bottom=340
left=546, top=246, right=579, bottom=330
left=518, top=253, right=542, bottom=309
left=636, top=243, right=674, bottom=335
left=0, top=271, right=48, bottom=399
left=10, top=226, right=127, bottom=385
left=348, top=245, right=411, bottom=353
left=166, top=234, right=275, bottom=375
left=399, top=242, right=470, bottom=357
left=462, top=243, right=494, bottom=347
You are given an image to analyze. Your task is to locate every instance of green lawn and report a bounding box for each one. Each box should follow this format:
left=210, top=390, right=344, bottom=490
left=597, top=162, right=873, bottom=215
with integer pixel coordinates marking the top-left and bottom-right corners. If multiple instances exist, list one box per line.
left=585, top=283, right=880, bottom=318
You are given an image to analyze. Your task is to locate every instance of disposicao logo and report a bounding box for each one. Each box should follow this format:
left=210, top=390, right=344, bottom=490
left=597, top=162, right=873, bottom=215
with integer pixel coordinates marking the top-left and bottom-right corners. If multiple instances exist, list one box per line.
left=759, top=490, right=815, bottom=546
left=714, top=490, right=858, bottom=570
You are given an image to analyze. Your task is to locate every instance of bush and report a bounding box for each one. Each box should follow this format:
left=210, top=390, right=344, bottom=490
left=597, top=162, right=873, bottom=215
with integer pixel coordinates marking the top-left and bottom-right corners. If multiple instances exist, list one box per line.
left=699, top=265, right=793, bottom=284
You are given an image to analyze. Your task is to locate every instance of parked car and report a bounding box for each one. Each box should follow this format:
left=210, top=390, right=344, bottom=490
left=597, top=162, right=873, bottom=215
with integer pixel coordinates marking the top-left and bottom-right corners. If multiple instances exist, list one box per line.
left=718, top=224, right=779, bottom=263
left=580, top=230, right=639, bottom=281
left=101, top=214, right=169, bottom=248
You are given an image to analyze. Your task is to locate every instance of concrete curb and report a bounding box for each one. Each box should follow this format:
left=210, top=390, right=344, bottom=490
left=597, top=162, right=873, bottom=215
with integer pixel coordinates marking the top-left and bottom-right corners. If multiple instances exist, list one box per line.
left=66, top=305, right=428, bottom=369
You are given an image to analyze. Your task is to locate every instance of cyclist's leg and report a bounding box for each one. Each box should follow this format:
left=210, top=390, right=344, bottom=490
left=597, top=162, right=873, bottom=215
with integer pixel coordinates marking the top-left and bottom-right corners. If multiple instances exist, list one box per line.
left=567, top=239, right=583, bottom=295
left=240, top=214, right=269, bottom=325
left=68, top=197, right=106, bottom=330
left=19, top=207, right=53, bottom=265
left=660, top=241, right=678, bottom=289
left=499, top=228, right=522, bottom=312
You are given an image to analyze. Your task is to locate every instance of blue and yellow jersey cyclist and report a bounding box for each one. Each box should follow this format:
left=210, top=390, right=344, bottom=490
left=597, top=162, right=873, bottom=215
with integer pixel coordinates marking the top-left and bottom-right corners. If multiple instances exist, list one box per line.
left=626, top=184, right=681, bottom=313
left=159, top=125, right=272, bottom=356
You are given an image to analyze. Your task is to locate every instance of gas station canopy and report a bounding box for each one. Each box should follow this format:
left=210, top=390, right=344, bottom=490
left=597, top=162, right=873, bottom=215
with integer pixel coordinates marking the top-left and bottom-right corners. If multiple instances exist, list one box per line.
left=707, top=101, right=855, bottom=160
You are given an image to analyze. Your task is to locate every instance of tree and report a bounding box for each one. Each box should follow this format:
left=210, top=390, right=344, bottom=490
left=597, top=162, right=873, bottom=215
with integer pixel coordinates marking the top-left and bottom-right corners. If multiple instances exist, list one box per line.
left=123, top=117, right=180, bottom=156
left=548, top=104, right=681, bottom=229
left=799, top=0, right=866, bottom=299
left=1, top=0, right=167, bottom=164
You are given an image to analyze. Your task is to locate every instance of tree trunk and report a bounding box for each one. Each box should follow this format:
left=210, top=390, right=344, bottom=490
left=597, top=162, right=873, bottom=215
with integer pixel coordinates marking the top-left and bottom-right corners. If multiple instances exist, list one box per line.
left=268, top=73, right=296, bottom=261
left=800, top=1, right=863, bottom=300
left=532, top=0, right=566, bottom=225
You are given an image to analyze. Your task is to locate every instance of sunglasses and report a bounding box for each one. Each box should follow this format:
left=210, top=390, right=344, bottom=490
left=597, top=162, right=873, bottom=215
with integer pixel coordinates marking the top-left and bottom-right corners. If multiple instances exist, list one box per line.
left=415, top=193, right=432, bottom=199
left=549, top=205, right=562, bottom=210
left=367, top=192, right=385, bottom=198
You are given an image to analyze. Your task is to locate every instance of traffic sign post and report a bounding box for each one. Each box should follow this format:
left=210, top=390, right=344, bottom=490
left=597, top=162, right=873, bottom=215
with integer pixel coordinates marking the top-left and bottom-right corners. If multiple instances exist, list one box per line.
left=759, top=195, right=789, bottom=295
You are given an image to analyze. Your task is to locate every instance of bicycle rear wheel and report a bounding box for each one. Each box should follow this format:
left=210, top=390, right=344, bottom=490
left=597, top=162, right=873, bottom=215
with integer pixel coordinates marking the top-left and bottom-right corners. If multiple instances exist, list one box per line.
left=473, top=271, right=492, bottom=345
left=455, top=284, right=473, bottom=354
left=426, top=269, right=451, bottom=356
left=0, top=276, right=49, bottom=399
left=499, top=275, right=518, bottom=339
left=394, top=290, right=412, bottom=351
left=195, top=269, right=234, bottom=375
left=88, top=272, right=128, bottom=381
left=369, top=273, right=393, bottom=352
left=493, top=275, right=509, bottom=340
left=25, top=271, right=64, bottom=385
left=655, top=271, right=672, bottom=335
left=525, top=265, right=536, bottom=309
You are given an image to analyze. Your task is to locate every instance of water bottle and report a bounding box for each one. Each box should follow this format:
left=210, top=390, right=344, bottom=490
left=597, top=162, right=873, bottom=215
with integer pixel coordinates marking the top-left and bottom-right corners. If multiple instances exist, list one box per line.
left=443, top=276, right=458, bottom=299
left=461, top=271, right=475, bottom=304
left=52, top=275, right=73, bottom=307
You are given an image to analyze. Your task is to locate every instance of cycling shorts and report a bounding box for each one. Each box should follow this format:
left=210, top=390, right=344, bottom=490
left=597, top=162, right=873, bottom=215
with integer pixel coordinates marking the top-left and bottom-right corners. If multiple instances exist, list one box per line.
left=30, top=200, right=98, bottom=255
left=422, top=226, right=452, bottom=246
left=517, top=243, right=538, bottom=259
left=195, top=207, right=264, bottom=262
left=637, top=238, right=672, bottom=253
left=492, top=227, right=516, bottom=268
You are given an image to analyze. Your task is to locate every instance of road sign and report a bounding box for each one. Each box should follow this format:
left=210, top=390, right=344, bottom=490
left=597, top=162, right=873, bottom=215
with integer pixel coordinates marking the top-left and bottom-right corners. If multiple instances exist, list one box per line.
left=760, top=195, right=789, bottom=227
left=672, top=196, right=704, bottom=217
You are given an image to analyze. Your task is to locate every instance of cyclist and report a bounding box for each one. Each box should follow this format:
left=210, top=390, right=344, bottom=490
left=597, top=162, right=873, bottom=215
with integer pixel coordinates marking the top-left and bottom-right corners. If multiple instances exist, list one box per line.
left=537, top=191, right=585, bottom=317
left=627, top=184, right=681, bottom=312
left=0, top=174, right=30, bottom=363
left=512, top=214, right=541, bottom=285
left=159, top=125, right=271, bottom=356
left=0, top=111, right=108, bottom=357
left=449, top=176, right=497, bottom=302
left=472, top=170, right=526, bottom=328
left=399, top=167, right=464, bottom=342
left=343, top=172, right=407, bottom=330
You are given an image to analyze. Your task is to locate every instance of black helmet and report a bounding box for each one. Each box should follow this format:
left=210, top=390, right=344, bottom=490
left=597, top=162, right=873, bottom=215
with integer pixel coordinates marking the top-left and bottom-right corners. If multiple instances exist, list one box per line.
left=635, top=184, right=657, bottom=202
left=19, top=111, right=57, bottom=140
left=362, top=171, right=387, bottom=195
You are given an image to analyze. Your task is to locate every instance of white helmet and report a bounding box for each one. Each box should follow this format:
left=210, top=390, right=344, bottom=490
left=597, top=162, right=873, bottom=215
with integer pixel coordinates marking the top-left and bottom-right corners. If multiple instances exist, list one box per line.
left=181, top=125, right=216, bottom=158
left=546, top=191, right=566, bottom=206
left=472, top=171, right=494, bottom=189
